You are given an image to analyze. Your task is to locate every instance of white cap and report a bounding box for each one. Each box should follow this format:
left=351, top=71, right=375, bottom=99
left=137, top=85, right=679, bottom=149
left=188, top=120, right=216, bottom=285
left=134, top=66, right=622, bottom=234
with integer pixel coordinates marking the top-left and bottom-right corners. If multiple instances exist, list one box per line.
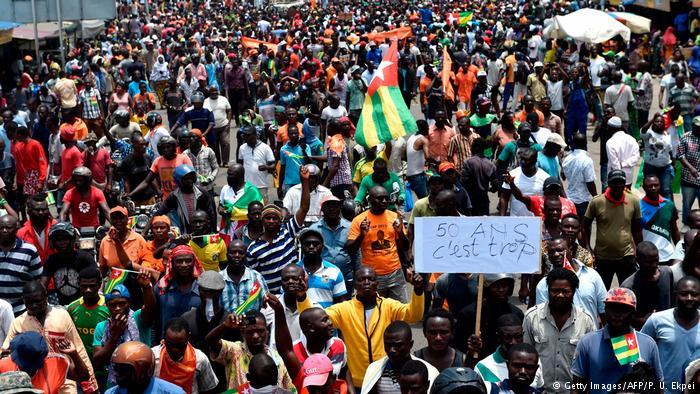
left=534, top=61, right=544, bottom=68
left=546, top=133, right=567, bottom=148
left=477, top=70, right=487, bottom=77
left=608, top=116, right=622, bottom=128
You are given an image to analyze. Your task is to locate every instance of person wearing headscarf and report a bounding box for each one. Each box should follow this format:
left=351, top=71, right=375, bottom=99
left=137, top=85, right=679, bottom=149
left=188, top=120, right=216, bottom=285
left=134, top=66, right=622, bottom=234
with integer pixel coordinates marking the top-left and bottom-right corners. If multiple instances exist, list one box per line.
left=663, top=27, right=677, bottom=62
left=155, top=245, right=204, bottom=341
left=141, top=215, right=175, bottom=273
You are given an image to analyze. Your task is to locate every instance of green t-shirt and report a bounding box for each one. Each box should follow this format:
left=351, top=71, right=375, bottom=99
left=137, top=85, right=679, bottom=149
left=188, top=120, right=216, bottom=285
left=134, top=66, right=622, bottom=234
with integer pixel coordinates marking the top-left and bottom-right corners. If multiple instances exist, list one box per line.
left=355, top=172, right=405, bottom=211
left=92, top=309, right=152, bottom=348
left=497, top=141, right=542, bottom=168
left=67, top=296, right=110, bottom=357
left=408, top=196, right=436, bottom=224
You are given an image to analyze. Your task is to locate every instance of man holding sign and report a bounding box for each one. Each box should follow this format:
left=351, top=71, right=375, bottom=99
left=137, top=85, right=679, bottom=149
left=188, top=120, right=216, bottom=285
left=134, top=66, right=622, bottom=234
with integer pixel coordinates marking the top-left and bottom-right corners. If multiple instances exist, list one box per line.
left=347, top=186, right=409, bottom=303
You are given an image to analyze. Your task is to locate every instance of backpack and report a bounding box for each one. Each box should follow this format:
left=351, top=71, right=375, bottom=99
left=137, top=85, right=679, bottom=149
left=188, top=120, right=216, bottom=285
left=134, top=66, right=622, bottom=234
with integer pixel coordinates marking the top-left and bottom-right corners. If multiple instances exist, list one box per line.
left=515, top=60, right=530, bottom=85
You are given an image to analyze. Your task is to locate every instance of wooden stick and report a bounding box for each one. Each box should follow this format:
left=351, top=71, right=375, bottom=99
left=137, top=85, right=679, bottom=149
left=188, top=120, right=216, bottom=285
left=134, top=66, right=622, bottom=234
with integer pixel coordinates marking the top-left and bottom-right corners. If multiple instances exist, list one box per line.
left=473, top=273, right=485, bottom=359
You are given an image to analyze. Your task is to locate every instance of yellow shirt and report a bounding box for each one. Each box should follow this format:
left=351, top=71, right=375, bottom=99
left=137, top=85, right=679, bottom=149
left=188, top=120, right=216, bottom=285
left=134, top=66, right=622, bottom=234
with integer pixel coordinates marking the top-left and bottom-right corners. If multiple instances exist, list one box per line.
left=351, top=150, right=388, bottom=184
left=189, top=239, right=228, bottom=271
left=298, top=293, right=424, bottom=387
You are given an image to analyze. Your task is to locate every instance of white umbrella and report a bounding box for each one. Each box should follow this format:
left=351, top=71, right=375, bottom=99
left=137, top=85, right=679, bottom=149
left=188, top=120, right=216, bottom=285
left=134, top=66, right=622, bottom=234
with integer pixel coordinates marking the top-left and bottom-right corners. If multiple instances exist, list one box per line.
left=543, top=8, right=631, bottom=43
left=608, top=11, right=651, bottom=34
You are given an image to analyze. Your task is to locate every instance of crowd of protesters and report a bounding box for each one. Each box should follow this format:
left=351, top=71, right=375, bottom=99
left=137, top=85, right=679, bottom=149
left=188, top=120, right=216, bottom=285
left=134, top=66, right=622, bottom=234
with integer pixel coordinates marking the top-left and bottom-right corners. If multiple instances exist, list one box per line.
left=2, top=0, right=700, bottom=392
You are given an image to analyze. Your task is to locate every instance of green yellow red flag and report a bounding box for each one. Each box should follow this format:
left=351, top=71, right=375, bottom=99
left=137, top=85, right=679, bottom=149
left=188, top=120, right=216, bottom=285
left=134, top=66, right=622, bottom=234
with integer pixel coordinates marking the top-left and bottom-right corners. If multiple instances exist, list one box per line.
left=355, top=39, right=417, bottom=148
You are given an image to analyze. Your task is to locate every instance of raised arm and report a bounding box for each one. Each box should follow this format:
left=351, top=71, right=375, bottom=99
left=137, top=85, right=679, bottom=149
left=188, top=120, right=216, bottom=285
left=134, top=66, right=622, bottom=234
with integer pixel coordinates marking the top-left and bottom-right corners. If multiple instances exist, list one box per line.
left=294, top=166, right=311, bottom=225
left=264, top=293, right=301, bottom=378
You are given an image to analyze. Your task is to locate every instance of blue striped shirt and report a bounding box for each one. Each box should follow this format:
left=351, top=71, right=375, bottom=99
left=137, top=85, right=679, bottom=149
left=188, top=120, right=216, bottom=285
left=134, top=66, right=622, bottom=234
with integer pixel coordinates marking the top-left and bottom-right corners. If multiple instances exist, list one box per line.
left=219, top=267, right=269, bottom=314
left=246, top=217, right=302, bottom=293
left=0, top=238, right=43, bottom=314
left=298, top=259, right=347, bottom=308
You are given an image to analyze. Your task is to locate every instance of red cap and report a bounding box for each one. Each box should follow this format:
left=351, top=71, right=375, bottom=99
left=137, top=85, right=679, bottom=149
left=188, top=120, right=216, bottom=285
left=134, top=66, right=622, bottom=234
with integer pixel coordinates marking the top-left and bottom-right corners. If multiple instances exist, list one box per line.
left=59, top=126, right=76, bottom=141
left=455, top=109, right=468, bottom=120
left=604, top=287, right=637, bottom=309
left=438, top=162, right=456, bottom=173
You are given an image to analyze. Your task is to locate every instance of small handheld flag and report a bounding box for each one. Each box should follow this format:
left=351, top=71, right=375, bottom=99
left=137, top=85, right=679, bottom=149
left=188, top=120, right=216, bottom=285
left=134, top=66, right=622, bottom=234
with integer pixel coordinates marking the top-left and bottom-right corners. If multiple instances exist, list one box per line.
left=127, top=216, right=137, bottom=229
left=45, top=192, right=56, bottom=206
left=105, top=268, right=129, bottom=293
left=192, top=234, right=222, bottom=244
left=611, top=332, right=640, bottom=365
left=234, top=281, right=263, bottom=315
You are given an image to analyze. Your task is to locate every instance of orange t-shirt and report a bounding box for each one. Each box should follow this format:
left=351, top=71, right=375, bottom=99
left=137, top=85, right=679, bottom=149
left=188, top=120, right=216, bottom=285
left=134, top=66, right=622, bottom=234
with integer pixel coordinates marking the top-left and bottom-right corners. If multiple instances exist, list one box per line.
left=150, top=153, right=193, bottom=199
left=419, top=76, right=433, bottom=104
left=455, top=69, right=477, bottom=103
left=98, top=230, right=148, bottom=270
left=140, top=240, right=166, bottom=273
left=0, top=354, right=69, bottom=394
left=60, top=119, right=89, bottom=141
left=276, top=122, right=304, bottom=145
left=514, top=109, right=545, bottom=126
left=505, top=54, right=517, bottom=83
left=348, top=210, right=403, bottom=275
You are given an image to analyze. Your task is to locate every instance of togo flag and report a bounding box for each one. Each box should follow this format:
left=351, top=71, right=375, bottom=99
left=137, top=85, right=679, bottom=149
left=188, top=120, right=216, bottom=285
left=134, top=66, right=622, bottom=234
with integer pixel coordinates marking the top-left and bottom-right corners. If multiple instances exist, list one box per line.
left=445, top=11, right=473, bottom=26
left=105, top=268, right=129, bottom=293
left=611, top=332, right=640, bottom=365
left=355, top=39, right=417, bottom=148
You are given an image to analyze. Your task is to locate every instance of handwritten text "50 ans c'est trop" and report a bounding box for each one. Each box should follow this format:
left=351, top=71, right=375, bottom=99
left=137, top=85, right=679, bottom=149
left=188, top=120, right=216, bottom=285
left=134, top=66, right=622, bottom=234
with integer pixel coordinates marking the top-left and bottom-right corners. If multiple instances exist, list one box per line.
left=431, top=222, right=538, bottom=262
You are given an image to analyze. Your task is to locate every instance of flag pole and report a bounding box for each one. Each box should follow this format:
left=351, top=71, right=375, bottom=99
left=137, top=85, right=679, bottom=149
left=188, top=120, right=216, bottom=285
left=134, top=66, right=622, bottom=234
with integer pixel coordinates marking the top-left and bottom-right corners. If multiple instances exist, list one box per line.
left=473, top=273, right=484, bottom=359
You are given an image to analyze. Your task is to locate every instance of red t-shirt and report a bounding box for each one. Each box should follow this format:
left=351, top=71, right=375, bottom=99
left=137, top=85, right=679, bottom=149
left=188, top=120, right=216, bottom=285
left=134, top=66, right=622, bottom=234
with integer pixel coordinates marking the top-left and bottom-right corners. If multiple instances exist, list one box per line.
left=63, top=186, right=106, bottom=228
left=528, top=195, right=577, bottom=218
left=61, top=146, right=84, bottom=185
left=82, top=148, right=112, bottom=184
left=150, top=154, right=193, bottom=199
left=12, top=138, right=48, bottom=185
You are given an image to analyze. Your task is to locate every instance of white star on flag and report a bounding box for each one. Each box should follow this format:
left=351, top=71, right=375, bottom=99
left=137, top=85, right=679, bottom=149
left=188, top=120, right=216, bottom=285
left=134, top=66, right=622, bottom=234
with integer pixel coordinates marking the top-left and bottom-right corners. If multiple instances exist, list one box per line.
left=374, top=59, right=394, bottom=82
left=627, top=337, right=635, bottom=347
left=447, top=13, right=457, bottom=24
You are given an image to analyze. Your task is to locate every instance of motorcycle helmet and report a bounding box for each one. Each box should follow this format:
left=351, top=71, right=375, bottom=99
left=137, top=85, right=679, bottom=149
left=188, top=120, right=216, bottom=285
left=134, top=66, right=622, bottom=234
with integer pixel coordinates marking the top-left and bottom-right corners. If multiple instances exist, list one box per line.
left=341, top=199, right=359, bottom=222
left=157, top=135, right=177, bottom=149
left=173, top=164, right=197, bottom=187
left=48, top=222, right=77, bottom=249
left=113, top=109, right=130, bottom=123
left=72, top=166, right=93, bottom=178
left=145, top=111, right=163, bottom=128
left=190, top=92, right=205, bottom=104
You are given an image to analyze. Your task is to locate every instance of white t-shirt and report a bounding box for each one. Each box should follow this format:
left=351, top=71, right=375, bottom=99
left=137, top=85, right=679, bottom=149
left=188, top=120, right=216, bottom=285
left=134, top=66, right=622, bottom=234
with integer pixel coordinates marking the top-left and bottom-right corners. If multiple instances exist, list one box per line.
left=641, top=130, right=674, bottom=168
left=487, top=59, right=504, bottom=87
left=528, top=35, right=542, bottom=59
left=660, top=74, right=676, bottom=107
left=204, top=96, right=232, bottom=128
left=546, top=80, right=564, bottom=111
left=531, top=127, right=552, bottom=147
left=501, top=167, right=549, bottom=217
left=589, top=56, right=606, bottom=88
left=145, top=125, right=170, bottom=158
left=604, top=84, right=635, bottom=121
left=321, top=105, right=348, bottom=122
left=238, top=141, right=275, bottom=188
left=283, top=184, right=333, bottom=223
